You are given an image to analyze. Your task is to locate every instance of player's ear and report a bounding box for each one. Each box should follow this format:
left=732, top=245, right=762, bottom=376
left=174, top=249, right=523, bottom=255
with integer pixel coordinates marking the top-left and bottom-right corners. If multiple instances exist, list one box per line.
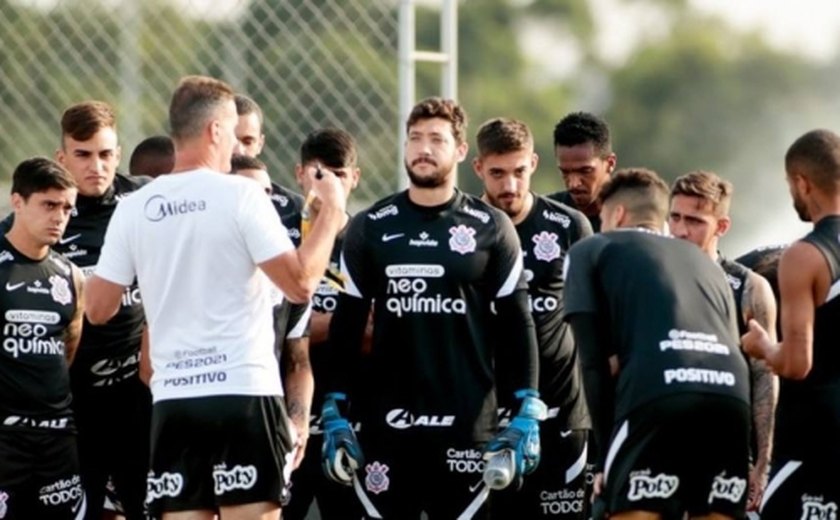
left=715, top=216, right=731, bottom=237
left=456, top=141, right=469, bottom=163
left=294, top=163, right=305, bottom=190
left=614, top=204, right=629, bottom=227
left=605, top=153, right=617, bottom=174
left=791, top=172, right=810, bottom=194
left=10, top=193, right=23, bottom=211
left=472, top=157, right=483, bottom=179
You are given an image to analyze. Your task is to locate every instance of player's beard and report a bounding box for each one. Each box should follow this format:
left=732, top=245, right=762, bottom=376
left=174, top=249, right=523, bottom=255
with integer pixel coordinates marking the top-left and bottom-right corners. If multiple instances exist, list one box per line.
left=792, top=192, right=811, bottom=222
left=405, top=156, right=453, bottom=189
left=486, top=191, right=522, bottom=219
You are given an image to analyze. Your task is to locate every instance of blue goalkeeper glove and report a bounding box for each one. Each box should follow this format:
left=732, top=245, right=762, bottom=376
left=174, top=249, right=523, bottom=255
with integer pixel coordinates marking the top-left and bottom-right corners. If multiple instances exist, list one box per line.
left=320, top=392, right=364, bottom=486
left=482, top=389, right=547, bottom=489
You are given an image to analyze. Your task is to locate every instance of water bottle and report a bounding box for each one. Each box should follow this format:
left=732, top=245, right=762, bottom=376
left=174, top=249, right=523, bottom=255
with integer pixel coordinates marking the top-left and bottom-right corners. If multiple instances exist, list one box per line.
left=483, top=449, right=516, bottom=490
left=300, top=192, right=314, bottom=241
left=300, top=164, right=323, bottom=241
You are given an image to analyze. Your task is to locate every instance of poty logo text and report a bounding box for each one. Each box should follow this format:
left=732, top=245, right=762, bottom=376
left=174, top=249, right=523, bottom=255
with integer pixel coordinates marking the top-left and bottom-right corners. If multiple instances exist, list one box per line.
left=213, top=464, right=258, bottom=495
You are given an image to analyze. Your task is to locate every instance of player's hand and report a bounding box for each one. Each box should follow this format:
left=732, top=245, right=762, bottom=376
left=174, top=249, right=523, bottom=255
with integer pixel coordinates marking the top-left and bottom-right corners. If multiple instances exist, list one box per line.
left=307, top=163, right=347, bottom=214
left=741, top=319, right=770, bottom=360
left=747, top=462, right=768, bottom=511
left=290, top=422, right=309, bottom=471
left=482, top=389, right=547, bottom=489
left=590, top=472, right=608, bottom=519
left=320, top=392, right=363, bottom=486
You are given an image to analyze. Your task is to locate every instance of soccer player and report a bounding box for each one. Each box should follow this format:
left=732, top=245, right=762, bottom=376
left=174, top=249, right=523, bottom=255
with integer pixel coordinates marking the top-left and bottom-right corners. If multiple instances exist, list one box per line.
left=472, top=117, right=592, bottom=519
left=322, top=98, right=541, bottom=519
left=231, top=154, right=273, bottom=194
left=233, top=93, right=303, bottom=231
left=85, top=75, right=347, bottom=520
left=547, top=112, right=617, bottom=232
left=0, top=157, right=85, bottom=519
left=668, top=170, right=778, bottom=510
left=54, top=101, right=151, bottom=520
left=282, top=128, right=363, bottom=520
left=128, top=135, right=175, bottom=178
left=564, top=168, right=751, bottom=519
left=742, top=129, right=840, bottom=519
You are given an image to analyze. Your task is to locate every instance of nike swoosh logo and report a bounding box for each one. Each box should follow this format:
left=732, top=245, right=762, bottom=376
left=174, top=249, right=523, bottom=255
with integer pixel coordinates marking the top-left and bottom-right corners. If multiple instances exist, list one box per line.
left=560, top=430, right=573, bottom=438
left=59, top=233, right=82, bottom=245
left=469, top=479, right=484, bottom=493
left=5, top=281, right=25, bottom=291
left=381, top=233, right=404, bottom=242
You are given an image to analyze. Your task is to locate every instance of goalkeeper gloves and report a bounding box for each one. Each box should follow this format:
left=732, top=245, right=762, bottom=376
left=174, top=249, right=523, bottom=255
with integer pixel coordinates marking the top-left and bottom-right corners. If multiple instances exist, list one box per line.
left=482, top=389, right=547, bottom=490
left=320, top=392, right=364, bottom=486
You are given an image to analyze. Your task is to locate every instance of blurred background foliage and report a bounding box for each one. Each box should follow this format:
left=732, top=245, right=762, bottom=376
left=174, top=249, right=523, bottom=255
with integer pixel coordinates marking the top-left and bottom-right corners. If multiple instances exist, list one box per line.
left=1, top=0, right=837, bottom=251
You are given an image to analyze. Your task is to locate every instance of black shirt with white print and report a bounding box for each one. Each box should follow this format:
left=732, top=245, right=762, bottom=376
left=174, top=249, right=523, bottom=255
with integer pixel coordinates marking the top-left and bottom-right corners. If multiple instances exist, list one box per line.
left=0, top=237, right=78, bottom=432
left=330, top=189, right=538, bottom=442
left=564, top=230, right=750, bottom=459
left=17, top=173, right=149, bottom=389
left=496, top=195, right=592, bottom=431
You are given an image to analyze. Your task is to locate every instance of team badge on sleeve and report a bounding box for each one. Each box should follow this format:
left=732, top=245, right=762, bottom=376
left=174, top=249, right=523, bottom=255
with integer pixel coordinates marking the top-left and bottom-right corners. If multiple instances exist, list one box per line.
left=532, top=231, right=561, bottom=262
left=448, top=225, right=477, bottom=255
left=49, top=275, right=73, bottom=305
left=365, top=461, right=390, bottom=494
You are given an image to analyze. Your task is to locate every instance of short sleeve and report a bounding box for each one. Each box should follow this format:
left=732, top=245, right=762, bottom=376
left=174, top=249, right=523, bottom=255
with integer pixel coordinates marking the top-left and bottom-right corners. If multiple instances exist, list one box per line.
left=339, top=213, right=370, bottom=300
left=95, top=200, right=136, bottom=286
left=237, top=181, right=295, bottom=264
left=490, top=213, right=527, bottom=299
left=563, top=235, right=607, bottom=317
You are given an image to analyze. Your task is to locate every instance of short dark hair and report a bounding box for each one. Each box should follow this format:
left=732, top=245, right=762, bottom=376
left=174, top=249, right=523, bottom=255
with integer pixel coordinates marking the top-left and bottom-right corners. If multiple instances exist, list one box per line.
left=234, top=94, right=263, bottom=124
left=230, top=154, right=267, bottom=173
left=406, top=97, right=467, bottom=145
left=12, top=157, right=77, bottom=200
left=60, top=101, right=116, bottom=145
left=299, top=128, right=357, bottom=169
left=786, top=129, right=840, bottom=192
left=600, top=167, right=669, bottom=225
left=670, top=170, right=733, bottom=217
left=169, top=75, right=235, bottom=141
left=553, top=111, right=611, bottom=156
left=475, top=118, right=533, bottom=157
left=129, top=135, right=174, bottom=178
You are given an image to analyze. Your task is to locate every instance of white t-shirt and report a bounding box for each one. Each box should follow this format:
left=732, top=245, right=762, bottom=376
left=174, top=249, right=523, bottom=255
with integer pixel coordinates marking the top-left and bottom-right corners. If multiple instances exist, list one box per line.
left=96, top=169, right=295, bottom=402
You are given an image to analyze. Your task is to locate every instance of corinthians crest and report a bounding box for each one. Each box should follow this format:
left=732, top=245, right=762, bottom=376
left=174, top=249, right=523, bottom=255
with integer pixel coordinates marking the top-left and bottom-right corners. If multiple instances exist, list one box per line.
left=448, top=225, right=476, bottom=255
left=365, top=461, right=390, bottom=495
left=49, top=275, right=73, bottom=305
left=532, top=231, right=561, bottom=262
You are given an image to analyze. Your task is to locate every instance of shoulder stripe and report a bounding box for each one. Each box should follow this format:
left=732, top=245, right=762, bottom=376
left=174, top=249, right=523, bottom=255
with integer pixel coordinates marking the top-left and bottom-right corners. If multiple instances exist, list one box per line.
left=340, top=253, right=363, bottom=299
left=495, top=253, right=523, bottom=298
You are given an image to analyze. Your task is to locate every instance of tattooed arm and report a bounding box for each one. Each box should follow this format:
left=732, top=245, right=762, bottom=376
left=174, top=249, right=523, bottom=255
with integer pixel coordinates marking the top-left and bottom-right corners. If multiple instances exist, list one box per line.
left=283, top=336, right=314, bottom=470
left=64, top=264, right=85, bottom=366
left=742, top=271, right=779, bottom=510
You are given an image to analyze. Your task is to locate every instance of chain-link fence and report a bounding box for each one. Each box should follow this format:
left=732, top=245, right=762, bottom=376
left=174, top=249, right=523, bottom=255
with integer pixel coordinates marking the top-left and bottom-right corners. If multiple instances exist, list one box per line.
left=0, top=0, right=401, bottom=208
